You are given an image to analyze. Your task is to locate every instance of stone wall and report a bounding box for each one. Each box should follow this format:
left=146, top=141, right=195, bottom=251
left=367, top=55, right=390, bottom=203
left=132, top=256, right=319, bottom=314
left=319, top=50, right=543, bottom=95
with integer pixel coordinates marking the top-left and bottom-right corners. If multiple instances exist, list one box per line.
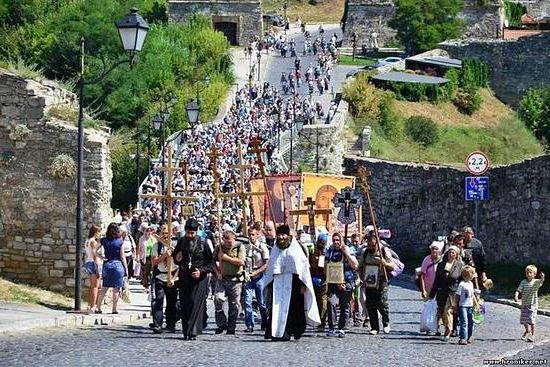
left=0, top=70, right=112, bottom=293
left=460, top=0, right=502, bottom=39
left=291, top=100, right=349, bottom=174
left=342, top=0, right=396, bottom=48
left=168, top=0, right=262, bottom=46
left=440, top=32, right=550, bottom=106
left=343, top=155, right=550, bottom=265
left=513, top=0, right=550, bottom=19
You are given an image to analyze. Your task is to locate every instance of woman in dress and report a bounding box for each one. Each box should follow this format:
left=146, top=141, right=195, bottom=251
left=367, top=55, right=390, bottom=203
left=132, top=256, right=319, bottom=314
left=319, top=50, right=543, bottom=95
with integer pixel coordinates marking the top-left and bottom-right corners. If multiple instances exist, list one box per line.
left=84, top=224, right=101, bottom=313
left=97, top=223, right=128, bottom=314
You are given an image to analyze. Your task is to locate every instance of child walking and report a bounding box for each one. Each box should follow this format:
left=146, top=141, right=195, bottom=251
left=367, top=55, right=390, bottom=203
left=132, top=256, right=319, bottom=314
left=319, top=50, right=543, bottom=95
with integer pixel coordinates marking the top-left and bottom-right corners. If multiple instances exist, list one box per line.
left=514, top=265, right=545, bottom=342
left=456, top=265, right=479, bottom=345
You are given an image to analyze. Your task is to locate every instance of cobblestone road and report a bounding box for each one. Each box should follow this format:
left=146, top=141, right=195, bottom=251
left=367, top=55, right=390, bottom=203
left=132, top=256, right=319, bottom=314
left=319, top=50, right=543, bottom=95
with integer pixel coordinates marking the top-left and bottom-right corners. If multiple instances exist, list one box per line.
left=1, top=280, right=549, bottom=367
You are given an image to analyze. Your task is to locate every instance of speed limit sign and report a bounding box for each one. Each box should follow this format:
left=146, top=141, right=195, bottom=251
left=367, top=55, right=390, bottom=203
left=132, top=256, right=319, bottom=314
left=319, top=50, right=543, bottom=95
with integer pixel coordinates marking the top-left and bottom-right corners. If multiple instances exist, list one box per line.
left=466, top=151, right=490, bottom=175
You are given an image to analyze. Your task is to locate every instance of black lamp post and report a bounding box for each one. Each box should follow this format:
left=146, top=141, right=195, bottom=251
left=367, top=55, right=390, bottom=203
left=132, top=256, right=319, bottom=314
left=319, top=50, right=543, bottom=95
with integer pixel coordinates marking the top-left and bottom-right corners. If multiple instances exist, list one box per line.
left=75, top=8, right=149, bottom=311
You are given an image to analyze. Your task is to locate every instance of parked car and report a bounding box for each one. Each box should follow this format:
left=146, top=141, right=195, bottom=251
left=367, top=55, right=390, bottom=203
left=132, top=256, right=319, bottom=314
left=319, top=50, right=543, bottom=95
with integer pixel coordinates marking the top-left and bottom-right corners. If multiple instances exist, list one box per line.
left=263, top=14, right=286, bottom=27
left=345, top=57, right=404, bottom=78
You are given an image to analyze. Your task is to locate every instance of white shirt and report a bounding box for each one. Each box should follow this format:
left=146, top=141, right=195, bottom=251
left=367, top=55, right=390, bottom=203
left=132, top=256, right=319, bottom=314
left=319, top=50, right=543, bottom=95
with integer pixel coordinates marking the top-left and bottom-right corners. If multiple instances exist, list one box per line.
left=456, top=280, right=475, bottom=307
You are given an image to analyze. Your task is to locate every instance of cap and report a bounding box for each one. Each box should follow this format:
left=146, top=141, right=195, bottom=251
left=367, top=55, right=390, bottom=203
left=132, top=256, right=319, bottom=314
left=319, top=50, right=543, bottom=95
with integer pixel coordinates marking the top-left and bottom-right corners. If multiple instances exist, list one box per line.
left=429, top=241, right=444, bottom=251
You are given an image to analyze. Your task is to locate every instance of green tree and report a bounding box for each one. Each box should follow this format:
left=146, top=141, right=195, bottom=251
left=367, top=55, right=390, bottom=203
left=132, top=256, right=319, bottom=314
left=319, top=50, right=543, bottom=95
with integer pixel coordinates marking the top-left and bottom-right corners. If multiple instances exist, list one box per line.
left=389, top=0, right=464, bottom=54
left=518, top=86, right=550, bottom=146
left=405, top=116, right=439, bottom=147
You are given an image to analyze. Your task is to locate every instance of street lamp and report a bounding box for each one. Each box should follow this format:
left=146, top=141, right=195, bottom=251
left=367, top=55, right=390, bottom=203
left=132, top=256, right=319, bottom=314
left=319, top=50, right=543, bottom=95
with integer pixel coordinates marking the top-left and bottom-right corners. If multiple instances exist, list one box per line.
left=257, top=52, right=261, bottom=81
left=75, top=8, right=149, bottom=311
left=186, top=99, right=200, bottom=127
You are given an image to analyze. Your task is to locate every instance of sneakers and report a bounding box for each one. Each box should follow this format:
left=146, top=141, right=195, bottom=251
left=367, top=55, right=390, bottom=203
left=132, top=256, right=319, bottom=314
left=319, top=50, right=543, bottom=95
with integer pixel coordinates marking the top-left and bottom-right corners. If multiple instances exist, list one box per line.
left=442, top=336, right=451, bottom=343
left=244, top=327, right=254, bottom=333
left=215, top=327, right=226, bottom=335
left=521, top=333, right=529, bottom=341
left=336, top=330, right=345, bottom=338
left=326, top=329, right=338, bottom=337
left=383, top=326, right=391, bottom=334
left=467, top=338, right=472, bottom=344
left=458, top=339, right=468, bottom=345
left=527, top=334, right=535, bottom=342
left=369, top=329, right=378, bottom=335
left=362, top=319, right=370, bottom=328
left=152, top=327, right=163, bottom=334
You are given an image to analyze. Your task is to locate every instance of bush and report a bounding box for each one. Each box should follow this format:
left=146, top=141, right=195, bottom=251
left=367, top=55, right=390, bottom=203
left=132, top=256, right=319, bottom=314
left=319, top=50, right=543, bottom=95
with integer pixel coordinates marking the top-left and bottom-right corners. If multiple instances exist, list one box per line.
left=453, top=87, right=482, bottom=115
left=518, top=86, right=550, bottom=145
left=342, top=73, right=392, bottom=118
left=405, top=116, right=439, bottom=147
left=378, top=96, right=403, bottom=141
left=504, top=0, right=527, bottom=27
left=444, top=68, right=460, bottom=98
left=460, top=59, right=488, bottom=90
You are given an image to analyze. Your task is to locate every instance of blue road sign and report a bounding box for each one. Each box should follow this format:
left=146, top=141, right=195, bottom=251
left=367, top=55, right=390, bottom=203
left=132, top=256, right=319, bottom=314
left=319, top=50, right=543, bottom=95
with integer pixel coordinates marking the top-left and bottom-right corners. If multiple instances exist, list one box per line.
left=465, top=176, right=489, bottom=201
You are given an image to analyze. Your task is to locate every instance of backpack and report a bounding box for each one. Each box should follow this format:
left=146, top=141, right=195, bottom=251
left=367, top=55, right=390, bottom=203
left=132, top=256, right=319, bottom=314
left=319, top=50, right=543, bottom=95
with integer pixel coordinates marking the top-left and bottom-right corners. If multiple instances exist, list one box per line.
left=383, top=247, right=404, bottom=279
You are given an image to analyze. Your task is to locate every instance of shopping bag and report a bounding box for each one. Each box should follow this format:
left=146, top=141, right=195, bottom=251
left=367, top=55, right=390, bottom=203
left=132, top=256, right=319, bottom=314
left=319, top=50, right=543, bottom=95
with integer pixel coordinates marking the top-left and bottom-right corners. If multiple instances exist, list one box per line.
left=473, top=297, right=485, bottom=325
left=420, top=299, right=438, bottom=333
left=121, top=277, right=131, bottom=304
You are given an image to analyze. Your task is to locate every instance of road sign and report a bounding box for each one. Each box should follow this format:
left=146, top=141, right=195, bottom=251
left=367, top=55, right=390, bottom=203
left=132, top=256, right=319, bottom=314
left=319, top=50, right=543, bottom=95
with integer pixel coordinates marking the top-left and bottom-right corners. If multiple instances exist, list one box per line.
left=465, top=176, right=489, bottom=201
left=466, top=151, right=490, bottom=175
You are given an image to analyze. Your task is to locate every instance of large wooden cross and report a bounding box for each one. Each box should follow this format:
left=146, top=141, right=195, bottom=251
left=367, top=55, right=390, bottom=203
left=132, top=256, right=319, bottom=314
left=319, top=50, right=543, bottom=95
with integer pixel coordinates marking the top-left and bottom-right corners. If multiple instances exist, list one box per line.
left=248, top=136, right=276, bottom=225
left=289, top=196, right=332, bottom=237
left=357, top=166, right=387, bottom=282
left=139, top=145, right=199, bottom=287
left=218, top=144, right=265, bottom=236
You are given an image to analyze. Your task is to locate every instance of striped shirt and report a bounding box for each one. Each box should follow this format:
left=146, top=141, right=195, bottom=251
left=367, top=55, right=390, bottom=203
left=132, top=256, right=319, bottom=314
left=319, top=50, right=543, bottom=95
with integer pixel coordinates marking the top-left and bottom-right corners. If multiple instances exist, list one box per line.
left=517, top=279, right=543, bottom=308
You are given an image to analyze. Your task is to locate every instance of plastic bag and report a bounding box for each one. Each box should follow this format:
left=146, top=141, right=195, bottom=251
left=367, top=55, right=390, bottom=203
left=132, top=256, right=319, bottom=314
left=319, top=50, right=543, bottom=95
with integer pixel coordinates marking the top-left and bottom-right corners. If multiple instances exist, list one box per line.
left=473, top=298, right=486, bottom=325
left=420, top=299, right=438, bottom=333
left=121, top=278, right=131, bottom=304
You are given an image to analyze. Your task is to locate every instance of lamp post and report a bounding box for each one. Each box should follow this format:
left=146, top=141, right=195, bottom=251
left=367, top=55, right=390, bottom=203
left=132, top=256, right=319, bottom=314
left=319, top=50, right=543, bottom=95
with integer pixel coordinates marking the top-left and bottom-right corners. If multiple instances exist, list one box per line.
left=257, top=51, right=261, bottom=81
left=75, top=8, right=148, bottom=311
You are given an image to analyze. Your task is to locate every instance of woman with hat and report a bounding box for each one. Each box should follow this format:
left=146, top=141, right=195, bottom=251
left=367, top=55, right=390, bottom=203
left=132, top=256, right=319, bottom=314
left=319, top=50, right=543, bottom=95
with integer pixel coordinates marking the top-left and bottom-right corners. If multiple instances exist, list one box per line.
left=419, top=241, right=444, bottom=300
left=429, top=245, right=465, bottom=342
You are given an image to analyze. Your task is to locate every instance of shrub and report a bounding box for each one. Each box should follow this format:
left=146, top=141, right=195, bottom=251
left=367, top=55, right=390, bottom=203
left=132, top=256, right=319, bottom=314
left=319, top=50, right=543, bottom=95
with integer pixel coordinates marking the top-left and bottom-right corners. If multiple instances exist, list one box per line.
left=460, top=59, right=488, bottom=90
left=504, top=0, right=527, bottom=27
left=342, top=73, right=392, bottom=119
left=518, top=86, right=550, bottom=145
left=453, top=87, right=482, bottom=115
left=444, top=68, right=460, bottom=98
left=378, top=96, right=403, bottom=141
left=405, top=116, right=439, bottom=147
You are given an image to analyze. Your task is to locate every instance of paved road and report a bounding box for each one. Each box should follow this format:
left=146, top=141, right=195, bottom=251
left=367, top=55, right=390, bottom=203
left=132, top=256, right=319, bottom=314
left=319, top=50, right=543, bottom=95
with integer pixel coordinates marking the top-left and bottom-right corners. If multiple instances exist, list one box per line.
left=264, top=24, right=355, bottom=108
left=1, top=280, right=549, bottom=367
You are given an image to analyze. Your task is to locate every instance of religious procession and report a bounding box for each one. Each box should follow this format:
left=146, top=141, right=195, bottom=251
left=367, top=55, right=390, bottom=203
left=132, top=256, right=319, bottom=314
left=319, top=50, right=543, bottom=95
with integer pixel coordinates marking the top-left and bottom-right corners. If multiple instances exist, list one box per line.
left=79, top=14, right=545, bottom=350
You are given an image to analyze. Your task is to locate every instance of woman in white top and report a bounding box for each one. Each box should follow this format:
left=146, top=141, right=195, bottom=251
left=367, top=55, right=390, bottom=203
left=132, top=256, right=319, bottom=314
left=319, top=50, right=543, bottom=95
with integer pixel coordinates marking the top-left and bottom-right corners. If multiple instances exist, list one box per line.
left=84, top=224, right=101, bottom=313
left=121, top=228, right=136, bottom=279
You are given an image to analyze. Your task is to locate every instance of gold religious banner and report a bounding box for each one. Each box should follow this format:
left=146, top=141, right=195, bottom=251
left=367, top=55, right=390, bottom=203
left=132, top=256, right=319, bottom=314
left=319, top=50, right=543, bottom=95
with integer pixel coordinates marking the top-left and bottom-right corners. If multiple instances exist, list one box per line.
left=326, top=261, right=344, bottom=284
left=139, top=145, right=199, bottom=287
left=300, top=172, right=356, bottom=233
left=250, top=178, right=267, bottom=224
left=289, top=196, right=332, bottom=236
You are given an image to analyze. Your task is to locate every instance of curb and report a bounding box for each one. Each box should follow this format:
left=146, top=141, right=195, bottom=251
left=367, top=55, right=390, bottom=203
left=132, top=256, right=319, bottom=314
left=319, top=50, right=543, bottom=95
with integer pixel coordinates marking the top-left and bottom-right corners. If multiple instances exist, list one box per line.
left=0, top=310, right=150, bottom=334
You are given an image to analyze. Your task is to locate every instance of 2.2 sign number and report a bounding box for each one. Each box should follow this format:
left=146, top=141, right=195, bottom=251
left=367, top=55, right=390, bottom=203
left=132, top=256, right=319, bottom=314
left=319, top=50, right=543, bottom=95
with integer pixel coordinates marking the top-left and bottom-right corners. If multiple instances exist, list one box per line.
left=466, top=151, right=490, bottom=175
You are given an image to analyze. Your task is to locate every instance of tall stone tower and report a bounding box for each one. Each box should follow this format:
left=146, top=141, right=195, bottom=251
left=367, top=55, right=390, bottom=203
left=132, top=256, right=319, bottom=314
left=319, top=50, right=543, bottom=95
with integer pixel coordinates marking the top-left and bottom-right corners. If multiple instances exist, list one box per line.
left=342, top=0, right=396, bottom=48
left=168, top=0, right=263, bottom=46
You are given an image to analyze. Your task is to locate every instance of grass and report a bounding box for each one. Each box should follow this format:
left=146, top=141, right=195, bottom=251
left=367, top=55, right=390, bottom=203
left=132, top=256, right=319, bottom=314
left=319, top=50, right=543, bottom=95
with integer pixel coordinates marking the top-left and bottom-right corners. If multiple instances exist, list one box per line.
left=0, top=277, right=73, bottom=309
left=339, top=55, right=377, bottom=66
left=262, top=0, right=345, bottom=24
left=0, top=58, right=45, bottom=81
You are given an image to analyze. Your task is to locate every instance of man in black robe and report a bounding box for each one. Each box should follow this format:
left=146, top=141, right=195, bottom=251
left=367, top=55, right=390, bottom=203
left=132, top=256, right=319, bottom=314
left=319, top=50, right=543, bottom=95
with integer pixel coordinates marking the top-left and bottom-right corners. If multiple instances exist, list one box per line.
left=173, top=218, right=215, bottom=340
left=263, top=225, right=320, bottom=341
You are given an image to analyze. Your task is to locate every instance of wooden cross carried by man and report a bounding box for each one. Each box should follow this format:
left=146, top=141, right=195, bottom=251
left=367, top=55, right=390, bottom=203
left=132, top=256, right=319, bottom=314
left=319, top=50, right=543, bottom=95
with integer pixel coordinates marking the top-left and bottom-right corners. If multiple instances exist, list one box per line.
left=289, top=196, right=332, bottom=237
left=218, top=144, right=265, bottom=236
left=332, top=186, right=362, bottom=240
left=139, top=145, right=199, bottom=287
left=248, top=136, right=276, bottom=225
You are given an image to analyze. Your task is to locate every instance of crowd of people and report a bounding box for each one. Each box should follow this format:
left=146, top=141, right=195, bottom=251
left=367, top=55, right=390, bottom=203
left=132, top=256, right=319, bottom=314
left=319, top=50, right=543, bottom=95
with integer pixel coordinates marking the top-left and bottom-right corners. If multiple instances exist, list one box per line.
left=84, top=215, right=546, bottom=344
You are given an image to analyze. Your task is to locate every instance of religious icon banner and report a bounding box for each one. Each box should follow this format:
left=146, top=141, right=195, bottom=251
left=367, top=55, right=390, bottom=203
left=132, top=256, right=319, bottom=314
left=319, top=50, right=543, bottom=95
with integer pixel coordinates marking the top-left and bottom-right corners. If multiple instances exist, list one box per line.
left=326, top=261, right=344, bottom=284
left=265, top=174, right=301, bottom=229
left=300, top=173, right=357, bottom=233
left=249, top=178, right=266, bottom=224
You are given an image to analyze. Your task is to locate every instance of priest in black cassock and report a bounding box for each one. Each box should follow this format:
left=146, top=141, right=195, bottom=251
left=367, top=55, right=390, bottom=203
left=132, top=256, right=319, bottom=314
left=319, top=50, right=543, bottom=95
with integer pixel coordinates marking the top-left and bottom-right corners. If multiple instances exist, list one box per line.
left=173, top=218, right=215, bottom=340
left=263, top=225, right=320, bottom=341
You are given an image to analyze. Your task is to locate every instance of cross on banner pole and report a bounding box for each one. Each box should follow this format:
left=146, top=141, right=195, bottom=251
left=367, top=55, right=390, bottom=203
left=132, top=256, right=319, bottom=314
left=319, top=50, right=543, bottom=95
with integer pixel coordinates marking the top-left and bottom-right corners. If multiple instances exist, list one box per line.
left=289, top=196, right=332, bottom=237
left=139, top=145, right=199, bottom=287
left=248, top=136, right=276, bottom=226
left=333, top=187, right=361, bottom=241
left=357, top=166, right=388, bottom=282
left=219, top=145, right=265, bottom=236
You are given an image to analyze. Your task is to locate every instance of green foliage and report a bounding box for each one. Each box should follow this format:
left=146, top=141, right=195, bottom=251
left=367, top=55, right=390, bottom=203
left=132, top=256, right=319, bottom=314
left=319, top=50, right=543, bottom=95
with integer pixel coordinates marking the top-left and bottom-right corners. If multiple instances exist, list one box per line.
left=367, top=115, right=543, bottom=164
left=389, top=0, right=464, bottom=54
left=0, top=57, right=44, bottom=80
left=405, top=116, right=439, bottom=147
left=342, top=72, right=392, bottom=118
left=518, top=86, right=550, bottom=145
left=453, top=87, right=482, bottom=115
left=444, top=68, right=459, bottom=97
left=504, top=0, right=527, bottom=28
left=383, top=80, right=449, bottom=102
left=377, top=96, right=403, bottom=142
left=460, top=58, right=488, bottom=89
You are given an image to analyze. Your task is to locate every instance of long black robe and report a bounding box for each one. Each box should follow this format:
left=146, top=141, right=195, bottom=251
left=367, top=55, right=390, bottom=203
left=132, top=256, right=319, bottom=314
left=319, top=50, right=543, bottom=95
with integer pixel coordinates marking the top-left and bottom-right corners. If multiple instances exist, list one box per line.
left=173, top=235, right=214, bottom=337
left=264, top=274, right=307, bottom=341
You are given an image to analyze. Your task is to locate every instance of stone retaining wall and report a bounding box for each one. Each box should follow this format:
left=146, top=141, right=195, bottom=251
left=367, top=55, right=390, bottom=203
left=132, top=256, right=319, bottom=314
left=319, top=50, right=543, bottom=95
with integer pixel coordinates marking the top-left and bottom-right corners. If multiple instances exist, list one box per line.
left=0, top=70, right=112, bottom=293
left=343, top=155, right=550, bottom=265
left=440, top=32, right=550, bottom=106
